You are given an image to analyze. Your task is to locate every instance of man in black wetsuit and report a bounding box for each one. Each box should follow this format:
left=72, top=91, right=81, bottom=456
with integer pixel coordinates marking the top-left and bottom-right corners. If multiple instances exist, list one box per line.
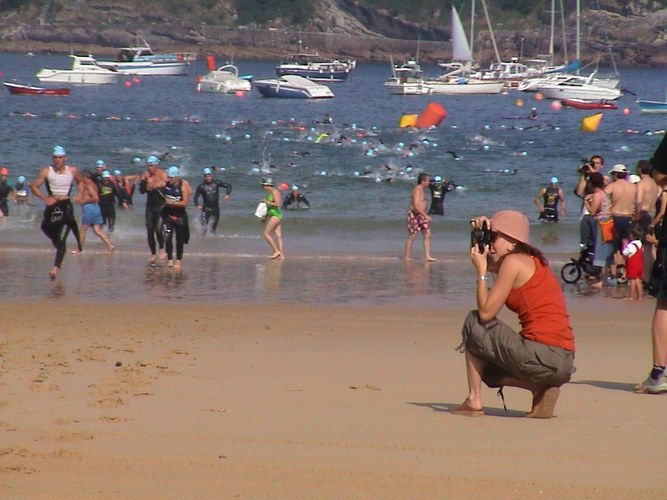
left=97, top=170, right=122, bottom=232
left=0, top=167, right=13, bottom=218
left=139, top=155, right=167, bottom=265
left=282, top=185, right=311, bottom=210
left=193, top=167, right=232, bottom=235
left=427, top=175, right=453, bottom=216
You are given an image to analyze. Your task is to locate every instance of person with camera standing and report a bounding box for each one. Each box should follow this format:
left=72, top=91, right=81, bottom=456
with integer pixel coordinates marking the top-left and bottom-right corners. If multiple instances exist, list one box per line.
left=574, top=156, right=606, bottom=253
left=454, top=210, right=575, bottom=418
left=404, top=173, right=436, bottom=262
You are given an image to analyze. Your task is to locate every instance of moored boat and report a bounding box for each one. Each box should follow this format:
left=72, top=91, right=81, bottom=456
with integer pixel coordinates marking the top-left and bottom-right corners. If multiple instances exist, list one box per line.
left=254, top=75, right=334, bottom=99
left=276, top=49, right=355, bottom=82
left=97, top=43, right=193, bottom=76
left=561, top=98, right=618, bottom=110
left=538, top=74, right=622, bottom=101
left=196, top=56, right=251, bottom=94
left=36, top=54, right=119, bottom=85
left=3, top=81, right=70, bottom=96
left=637, top=99, right=667, bottom=114
left=384, top=59, right=431, bottom=96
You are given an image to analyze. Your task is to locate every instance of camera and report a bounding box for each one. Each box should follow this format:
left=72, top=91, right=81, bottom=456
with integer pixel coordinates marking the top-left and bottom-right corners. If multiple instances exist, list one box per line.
left=577, top=160, right=593, bottom=174
left=470, top=220, right=491, bottom=252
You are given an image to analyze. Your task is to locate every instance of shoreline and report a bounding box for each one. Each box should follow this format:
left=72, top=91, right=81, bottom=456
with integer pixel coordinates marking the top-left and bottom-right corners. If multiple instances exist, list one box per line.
left=0, top=300, right=663, bottom=497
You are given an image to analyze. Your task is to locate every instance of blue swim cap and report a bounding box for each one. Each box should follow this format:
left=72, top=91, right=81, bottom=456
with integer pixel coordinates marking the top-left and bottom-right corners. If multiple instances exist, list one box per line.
left=291, top=185, right=299, bottom=191
left=551, top=176, right=559, bottom=184
left=18, top=175, right=25, bottom=183
left=434, top=175, right=442, bottom=182
left=53, top=145, right=66, bottom=156
left=132, top=157, right=141, bottom=163
left=96, top=159, right=105, bottom=168
left=101, top=170, right=111, bottom=178
left=147, top=155, right=159, bottom=164
left=167, top=166, right=180, bottom=178
left=203, top=167, right=212, bottom=175
left=113, top=169, right=122, bottom=176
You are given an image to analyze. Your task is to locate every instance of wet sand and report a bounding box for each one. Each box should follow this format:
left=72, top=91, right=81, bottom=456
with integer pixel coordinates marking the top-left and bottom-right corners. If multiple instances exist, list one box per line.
left=0, top=298, right=664, bottom=498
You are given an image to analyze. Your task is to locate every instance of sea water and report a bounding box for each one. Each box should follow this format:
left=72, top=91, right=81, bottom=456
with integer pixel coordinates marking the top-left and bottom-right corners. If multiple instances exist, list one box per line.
left=0, top=53, right=665, bottom=305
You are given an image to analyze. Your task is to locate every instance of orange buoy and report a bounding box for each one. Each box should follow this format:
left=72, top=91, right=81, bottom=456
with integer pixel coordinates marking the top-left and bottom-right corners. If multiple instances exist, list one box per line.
left=205, top=55, right=216, bottom=72
left=414, top=102, right=446, bottom=129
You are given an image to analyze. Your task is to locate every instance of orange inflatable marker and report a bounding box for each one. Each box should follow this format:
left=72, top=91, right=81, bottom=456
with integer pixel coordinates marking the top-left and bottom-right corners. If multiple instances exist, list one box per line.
left=205, top=55, right=216, bottom=72
left=414, top=102, right=447, bottom=128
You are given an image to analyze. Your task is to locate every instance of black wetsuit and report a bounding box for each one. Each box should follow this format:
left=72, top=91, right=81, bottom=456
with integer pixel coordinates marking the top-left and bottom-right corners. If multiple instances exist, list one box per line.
left=97, top=179, right=121, bottom=232
left=40, top=175, right=82, bottom=269
left=538, top=186, right=561, bottom=222
left=114, top=178, right=135, bottom=208
left=282, top=192, right=311, bottom=210
left=161, top=180, right=190, bottom=261
left=140, top=179, right=165, bottom=256
left=193, top=179, right=232, bottom=234
left=427, top=181, right=452, bottom=216
left=0, top=179, right=13, bottom=216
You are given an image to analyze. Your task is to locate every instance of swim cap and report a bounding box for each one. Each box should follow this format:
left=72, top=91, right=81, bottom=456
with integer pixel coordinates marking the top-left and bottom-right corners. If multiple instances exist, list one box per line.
left=132, top=157, right=142, bottom=164
left=147, top=155, right=159, bottom=165
left=491, top=210, right=531, bottom=245
left=291, top=185, right=299, bottom=191
left=53, top=145, right=66, bottom=156
left=261, top=177, right=273, bottom=186
left=167, top=166, right=180, bottom=178
left=101, top=170, right=111, bottom=179
left=113, top=169, right=122, bottom=176
left=203, top=167, right=212, bottom=175
left=550, top=176, right=559, bottom=184
left=0, top=167, right=7, bottom=176
left=18, top=175, right=25, bottom=183
left=96, top=159, right=105, bottom=168
left=434, top=175, right=442, bottom=182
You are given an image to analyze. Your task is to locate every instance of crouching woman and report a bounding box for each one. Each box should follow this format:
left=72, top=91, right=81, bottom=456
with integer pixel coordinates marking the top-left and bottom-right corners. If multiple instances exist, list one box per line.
left=455, top=210, right=575, bottom=418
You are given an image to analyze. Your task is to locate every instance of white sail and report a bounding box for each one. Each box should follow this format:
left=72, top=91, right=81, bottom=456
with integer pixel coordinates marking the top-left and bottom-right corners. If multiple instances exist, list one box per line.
left=451, top=6, right=472, bottom=61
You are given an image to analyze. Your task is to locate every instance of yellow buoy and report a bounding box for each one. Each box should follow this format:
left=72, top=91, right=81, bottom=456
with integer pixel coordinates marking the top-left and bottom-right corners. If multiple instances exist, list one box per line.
left=399, top=114, right=418, bottom=128
left=580, top=113, right=603, bottom=132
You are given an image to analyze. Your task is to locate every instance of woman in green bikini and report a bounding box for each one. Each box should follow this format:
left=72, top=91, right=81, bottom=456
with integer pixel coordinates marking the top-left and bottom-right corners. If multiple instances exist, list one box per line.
left=260, top=178, right=284, bottom=259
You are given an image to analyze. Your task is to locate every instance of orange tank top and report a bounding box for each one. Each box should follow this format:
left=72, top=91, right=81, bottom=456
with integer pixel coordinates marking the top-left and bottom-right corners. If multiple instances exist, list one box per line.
left=505, top=257, right=575, bottom=352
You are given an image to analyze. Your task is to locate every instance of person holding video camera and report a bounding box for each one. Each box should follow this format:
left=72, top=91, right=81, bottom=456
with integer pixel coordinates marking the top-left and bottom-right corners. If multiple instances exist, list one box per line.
left=454, top=210, right=575, bottom=418
left=575, top=155, right=606, bottom=252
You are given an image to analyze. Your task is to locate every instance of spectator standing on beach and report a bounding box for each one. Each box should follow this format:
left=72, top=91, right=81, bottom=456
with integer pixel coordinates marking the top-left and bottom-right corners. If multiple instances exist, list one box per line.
left=259, top=178, right=284, bottom=259
left=404, top=172, right=436, bottom=262
left=636, top=160, right=660, bottom=275
left=74, top=170, right=114, bottom=254
left=31, top=145, right=83, bottom=279
left=605, top=164, right=637, bottom=283
left=139, top=155, right=167, bottom=265
left=534, top=176, right=565, bottom=222
left=0, top=167, right=13, bottom=218
left=161, top=166, right=191, bottom=269
left=574, top=155, right=606, bottom=251
left=583, top=172, right=614, bottom=288
left=622, top=223, right=644, bottom=300
left=636, top=134, right=667, bottom=394
left=193, top=167, right=232, bottom=235
left=454, top=210, right=575, bottom=418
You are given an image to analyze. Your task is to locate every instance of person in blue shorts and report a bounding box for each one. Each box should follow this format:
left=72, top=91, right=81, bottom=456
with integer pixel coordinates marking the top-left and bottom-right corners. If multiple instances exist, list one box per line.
left=75, top=170, right=114, bottom=253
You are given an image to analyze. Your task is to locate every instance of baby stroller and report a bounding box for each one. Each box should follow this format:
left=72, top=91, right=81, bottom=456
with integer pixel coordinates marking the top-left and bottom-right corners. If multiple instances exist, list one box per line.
left=561, top=245, right=601, bottom=284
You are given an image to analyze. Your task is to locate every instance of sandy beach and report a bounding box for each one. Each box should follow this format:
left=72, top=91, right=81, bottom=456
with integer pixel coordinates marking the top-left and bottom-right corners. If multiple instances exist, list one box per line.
left=0, top=297, right=665, bottom=498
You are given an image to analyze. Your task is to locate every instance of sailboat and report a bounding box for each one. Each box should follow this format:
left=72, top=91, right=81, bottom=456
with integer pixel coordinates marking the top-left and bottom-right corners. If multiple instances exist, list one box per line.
left=425, top=6, right=504, bottom=95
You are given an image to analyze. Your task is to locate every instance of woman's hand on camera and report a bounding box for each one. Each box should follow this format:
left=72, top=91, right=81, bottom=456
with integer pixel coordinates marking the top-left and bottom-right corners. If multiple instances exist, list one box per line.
left=470, top=216, right=491, bottom=230
left=470, top=242, right=488, bottom=275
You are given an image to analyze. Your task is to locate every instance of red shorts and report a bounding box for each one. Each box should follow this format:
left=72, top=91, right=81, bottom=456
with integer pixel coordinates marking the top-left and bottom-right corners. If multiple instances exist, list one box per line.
left=407, top=210, right=429, bottom=235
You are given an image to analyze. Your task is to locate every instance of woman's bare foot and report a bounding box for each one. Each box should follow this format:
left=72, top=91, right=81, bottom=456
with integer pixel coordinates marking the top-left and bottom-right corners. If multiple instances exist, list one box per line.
left=173, top=260, right=181, bottom=270
left=48, top=267, right=59, bottom=280
left=426, top=256, right=437, bottom=262
left=107, top=244, right=115, bottom=254
left=269, top=252, right=281, bottom=259
left=526, top=386, right=560, bottom=419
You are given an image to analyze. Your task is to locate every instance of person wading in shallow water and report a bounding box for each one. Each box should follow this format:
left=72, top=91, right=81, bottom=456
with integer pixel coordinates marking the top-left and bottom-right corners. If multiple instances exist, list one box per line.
left=404, top=172, right=436, bottom=262
left=31, top=145, right=83, bottom=279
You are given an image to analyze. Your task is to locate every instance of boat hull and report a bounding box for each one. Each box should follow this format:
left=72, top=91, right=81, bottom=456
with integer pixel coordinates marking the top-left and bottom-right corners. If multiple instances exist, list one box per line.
left=254, top=76, right=334, bottom=99
left=637, top=100, right=667, bottom=114
left=427, top=80, right=504, bottom=95
left=384, top=80, right=431, bottom=95
left=35, top=69, right=118, bottom=85
left=561, top=98, right=618, bottom=110
left=539, top=86, right=621, bottom=101
left=4, top=82, right=70, bottom=95
left=97, top=61, right=189, bottom=76
left=197, top=77, right=251, bottom=94
left=276, top=67, right=350, bottom=82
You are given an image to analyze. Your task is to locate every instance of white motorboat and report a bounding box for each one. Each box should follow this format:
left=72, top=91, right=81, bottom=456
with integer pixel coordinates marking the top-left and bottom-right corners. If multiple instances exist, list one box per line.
left=254, top=75, right=334, bottom=99
left=276, top=51, right=355, bottom=82
left=519, top=72, right=619, bottom=92
left=384, top=60, right=431, bottom=96
left=36, top=54, right=119, bottom=85
left=538, top=75, right=622, bottom=101
left=97, top=43, right=193, bottom=76
left=196, top=64, right=251, bottom=94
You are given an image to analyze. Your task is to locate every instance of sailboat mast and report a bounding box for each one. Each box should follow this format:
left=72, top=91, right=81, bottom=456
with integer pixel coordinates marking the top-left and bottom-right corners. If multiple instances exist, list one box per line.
left=576, top=0, right=581, bottom=69
left=559, top=0, right=569, bottom=62
left=480, top=0, right=501, bottom=63
left=470, top=0, right=475, bottom=61
left=549, top=0, right=555, bottom=64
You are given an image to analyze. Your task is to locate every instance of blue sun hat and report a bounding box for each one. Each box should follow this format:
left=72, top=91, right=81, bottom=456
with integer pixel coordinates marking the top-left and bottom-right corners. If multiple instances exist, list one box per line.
left=96, top=159, right=106, bottom=168
left=147, top=155, right=159, bottom=165
left=203, top=167, right=212, bottom=175
left=167, top=166, right=180, bottom=178
left=113, top=169, right=122, bottom=176
left=52, top=145, right=66, bottom=156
